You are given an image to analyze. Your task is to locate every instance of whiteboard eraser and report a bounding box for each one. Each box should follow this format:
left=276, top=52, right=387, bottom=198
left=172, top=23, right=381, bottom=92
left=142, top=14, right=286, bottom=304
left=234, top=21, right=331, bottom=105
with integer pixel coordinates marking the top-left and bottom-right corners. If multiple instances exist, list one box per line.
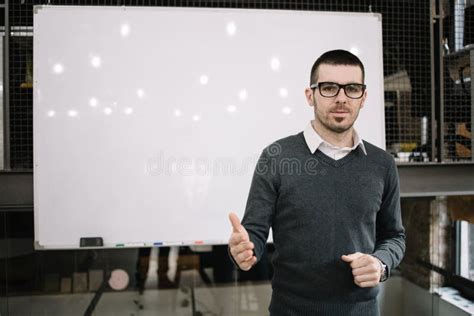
left=80, top=237, right=103, bottom=247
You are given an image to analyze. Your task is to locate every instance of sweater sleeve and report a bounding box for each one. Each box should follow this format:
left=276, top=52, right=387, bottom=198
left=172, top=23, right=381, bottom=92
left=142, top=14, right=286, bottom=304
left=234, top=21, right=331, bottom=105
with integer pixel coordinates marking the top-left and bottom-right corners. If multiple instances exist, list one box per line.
left=240, top=146, right=279, bottom=262
left=372, top=158, right=406, bottom=277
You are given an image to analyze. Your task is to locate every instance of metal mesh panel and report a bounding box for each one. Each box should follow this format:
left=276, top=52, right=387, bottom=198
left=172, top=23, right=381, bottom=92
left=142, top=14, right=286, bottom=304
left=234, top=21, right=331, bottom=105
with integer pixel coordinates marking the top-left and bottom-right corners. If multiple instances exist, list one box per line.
left=381, top=1, right=432, bottom=162
left=7, top=0, right=434, bottom=168
left=443, top=0, right=473, bottom=161
left=9, top=36, right=33, bottom=169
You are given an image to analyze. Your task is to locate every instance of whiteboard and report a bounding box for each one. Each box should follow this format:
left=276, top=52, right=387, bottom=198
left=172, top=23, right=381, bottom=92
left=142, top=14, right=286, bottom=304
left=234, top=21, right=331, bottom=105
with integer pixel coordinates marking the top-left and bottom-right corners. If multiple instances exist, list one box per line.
left=33, top=6, right=385, bottom=249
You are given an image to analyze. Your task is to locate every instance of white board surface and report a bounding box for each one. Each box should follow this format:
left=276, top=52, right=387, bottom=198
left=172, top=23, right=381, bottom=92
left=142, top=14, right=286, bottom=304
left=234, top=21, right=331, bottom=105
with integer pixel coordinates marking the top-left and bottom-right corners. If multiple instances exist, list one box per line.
left=33, top=6, right=385, bottom=249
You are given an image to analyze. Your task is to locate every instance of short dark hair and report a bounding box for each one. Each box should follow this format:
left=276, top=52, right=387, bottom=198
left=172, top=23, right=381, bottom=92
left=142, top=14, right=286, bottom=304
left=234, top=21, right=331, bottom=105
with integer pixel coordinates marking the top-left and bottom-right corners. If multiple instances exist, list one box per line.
left=310, top=49, right=365, bottom=85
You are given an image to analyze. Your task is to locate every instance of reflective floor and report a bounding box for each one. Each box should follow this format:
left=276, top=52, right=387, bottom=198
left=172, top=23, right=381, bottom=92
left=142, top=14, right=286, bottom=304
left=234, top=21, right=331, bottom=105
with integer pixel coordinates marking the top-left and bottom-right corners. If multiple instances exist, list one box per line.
left=7, top=276, right=272, bottom=316
left=2, top=246, right=407, bottom=315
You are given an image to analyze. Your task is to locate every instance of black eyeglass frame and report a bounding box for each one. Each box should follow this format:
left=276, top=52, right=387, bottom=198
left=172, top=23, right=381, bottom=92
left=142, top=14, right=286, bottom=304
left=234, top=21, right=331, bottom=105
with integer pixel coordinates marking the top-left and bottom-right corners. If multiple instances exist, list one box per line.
left=310, top=82, right=367, bottom=99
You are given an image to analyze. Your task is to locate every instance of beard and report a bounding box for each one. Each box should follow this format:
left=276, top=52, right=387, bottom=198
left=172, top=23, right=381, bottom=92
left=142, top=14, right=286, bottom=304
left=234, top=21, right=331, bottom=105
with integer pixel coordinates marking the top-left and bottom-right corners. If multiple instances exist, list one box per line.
left=317, top=115, right=355, bottom=133
left=312, top=100, right=359, bottom=134
left=316, top=116, right=355, bottom=134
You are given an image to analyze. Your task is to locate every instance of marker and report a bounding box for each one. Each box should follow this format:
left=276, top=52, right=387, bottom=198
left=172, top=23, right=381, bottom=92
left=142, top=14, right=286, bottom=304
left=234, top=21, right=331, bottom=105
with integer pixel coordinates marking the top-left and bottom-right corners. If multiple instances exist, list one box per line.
left=194, top=240, right=204, bottom=245
left=115, top=242, right=145, bottom=247
left=127, top=242, right=146, bottom=247
left=163, top=241, right=184, bottom=246
left=153, top=242, right=163, bottom=246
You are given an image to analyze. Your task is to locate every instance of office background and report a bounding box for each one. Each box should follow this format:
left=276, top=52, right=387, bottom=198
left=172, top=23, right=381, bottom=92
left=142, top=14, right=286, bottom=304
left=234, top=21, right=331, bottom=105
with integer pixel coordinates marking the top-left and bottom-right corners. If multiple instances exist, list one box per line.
left=1, top=0, right=474, bottom=315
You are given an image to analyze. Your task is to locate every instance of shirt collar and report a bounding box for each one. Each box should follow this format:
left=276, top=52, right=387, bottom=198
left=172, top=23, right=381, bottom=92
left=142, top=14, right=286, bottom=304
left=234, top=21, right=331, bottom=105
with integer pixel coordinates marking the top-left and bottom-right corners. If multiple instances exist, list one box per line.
left=303, top=121, right=367, bottom=155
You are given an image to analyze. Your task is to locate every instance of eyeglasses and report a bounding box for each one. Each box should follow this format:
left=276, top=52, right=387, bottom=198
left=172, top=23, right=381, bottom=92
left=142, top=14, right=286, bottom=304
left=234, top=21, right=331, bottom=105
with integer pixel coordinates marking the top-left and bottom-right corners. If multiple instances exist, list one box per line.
left=310, top=82, right=366, bottom=99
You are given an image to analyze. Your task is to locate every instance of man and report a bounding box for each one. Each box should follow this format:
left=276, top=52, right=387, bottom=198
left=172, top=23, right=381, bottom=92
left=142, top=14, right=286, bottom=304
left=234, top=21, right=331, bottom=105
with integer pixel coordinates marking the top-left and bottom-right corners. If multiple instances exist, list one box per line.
left=228, top=49, right=405, bottom=315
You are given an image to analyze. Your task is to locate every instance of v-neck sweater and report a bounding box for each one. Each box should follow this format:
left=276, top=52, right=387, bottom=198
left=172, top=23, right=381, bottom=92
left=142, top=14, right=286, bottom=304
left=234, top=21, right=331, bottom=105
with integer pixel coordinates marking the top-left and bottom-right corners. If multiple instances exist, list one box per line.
left=241, top=132, right=405, bottom=315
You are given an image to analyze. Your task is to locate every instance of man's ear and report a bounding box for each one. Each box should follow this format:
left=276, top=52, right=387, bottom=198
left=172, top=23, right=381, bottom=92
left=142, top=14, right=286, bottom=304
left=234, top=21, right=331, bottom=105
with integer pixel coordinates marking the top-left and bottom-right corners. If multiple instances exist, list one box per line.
left=305, top=88, right=314, bottom=107
left=360, top=90, right=368, bottom=109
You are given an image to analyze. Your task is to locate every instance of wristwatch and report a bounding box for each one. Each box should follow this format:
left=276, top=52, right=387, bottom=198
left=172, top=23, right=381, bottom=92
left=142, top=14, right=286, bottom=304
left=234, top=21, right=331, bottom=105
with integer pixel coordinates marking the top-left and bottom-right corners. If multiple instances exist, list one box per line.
left=379, top=260, right=388, bottom=282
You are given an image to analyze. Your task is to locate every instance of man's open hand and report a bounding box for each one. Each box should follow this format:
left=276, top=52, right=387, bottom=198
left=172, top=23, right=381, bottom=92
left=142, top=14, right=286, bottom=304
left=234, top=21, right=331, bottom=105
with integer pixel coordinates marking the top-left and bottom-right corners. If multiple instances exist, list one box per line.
left=228, top=212, right=257, bottom=271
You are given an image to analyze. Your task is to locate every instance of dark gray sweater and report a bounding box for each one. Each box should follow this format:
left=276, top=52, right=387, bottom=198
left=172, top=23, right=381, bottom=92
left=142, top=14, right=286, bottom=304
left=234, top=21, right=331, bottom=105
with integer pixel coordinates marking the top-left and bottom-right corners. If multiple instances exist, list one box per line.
left=241, top=132, right=405, bottom=315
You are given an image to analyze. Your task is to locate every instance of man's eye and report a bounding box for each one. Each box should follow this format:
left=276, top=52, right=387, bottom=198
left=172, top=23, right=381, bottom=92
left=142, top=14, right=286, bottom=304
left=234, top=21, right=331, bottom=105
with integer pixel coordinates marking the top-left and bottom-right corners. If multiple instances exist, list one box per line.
left=322, top=85, right=337, bottom=92
left=346, top=85, right=362, bottom=93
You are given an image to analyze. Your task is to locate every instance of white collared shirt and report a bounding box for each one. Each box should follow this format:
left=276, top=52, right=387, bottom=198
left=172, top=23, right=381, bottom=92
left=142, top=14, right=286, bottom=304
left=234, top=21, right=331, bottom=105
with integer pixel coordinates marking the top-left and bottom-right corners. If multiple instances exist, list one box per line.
left=303, top=122, right=367, bottom=160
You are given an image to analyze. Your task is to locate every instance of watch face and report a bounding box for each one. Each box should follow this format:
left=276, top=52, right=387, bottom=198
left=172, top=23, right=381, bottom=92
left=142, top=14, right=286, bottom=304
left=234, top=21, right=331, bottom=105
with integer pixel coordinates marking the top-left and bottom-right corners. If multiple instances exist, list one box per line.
left=108, top=269, right=129, bottom=291
left=380, top=265, right=388, bottom=282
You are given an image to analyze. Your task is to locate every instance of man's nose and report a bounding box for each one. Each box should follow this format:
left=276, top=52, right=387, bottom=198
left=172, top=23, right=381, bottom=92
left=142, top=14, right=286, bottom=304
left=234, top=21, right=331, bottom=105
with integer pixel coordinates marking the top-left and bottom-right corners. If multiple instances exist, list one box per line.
left=334, top=87, right=347, bottom=103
